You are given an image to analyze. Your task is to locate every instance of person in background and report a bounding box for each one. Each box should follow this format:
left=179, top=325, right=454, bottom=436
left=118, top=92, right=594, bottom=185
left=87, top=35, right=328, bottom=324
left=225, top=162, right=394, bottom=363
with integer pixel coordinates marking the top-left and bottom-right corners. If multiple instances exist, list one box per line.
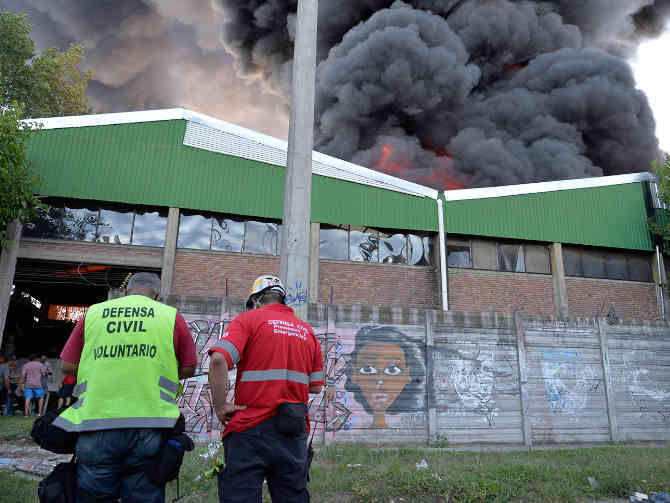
left=4, top=355, right=18, bottom=416
left=40, top=354, right=54, bottom=415
left=208, top=275, right=324, bottom=503
left=20, top=354, right=46, bottom=416
left=57, top=373, right=76, bottom=408
left=55, top=272, right=197, bottom=503
left=0, top=355, right=9, bottom=416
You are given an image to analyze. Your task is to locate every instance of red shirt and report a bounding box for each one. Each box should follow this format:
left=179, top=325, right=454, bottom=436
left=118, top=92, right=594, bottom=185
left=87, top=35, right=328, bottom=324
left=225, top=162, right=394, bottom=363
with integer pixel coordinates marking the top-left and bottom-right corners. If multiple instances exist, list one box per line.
left=209, top=303, right=324, bottom=438
left=62, top=374, right=76, bottom=386
left=61, top=305, right=196, bottom=368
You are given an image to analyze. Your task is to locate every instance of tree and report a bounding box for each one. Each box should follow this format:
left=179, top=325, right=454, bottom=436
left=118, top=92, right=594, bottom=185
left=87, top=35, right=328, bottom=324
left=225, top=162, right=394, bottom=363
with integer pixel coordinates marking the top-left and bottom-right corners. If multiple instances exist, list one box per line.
left=0, top=104, right=42, bottom=246
left=0, top=11, right=94, bottom=118
left=651, top=154, right=670, bottom=243
left=1, top=11, right=96, bottom=245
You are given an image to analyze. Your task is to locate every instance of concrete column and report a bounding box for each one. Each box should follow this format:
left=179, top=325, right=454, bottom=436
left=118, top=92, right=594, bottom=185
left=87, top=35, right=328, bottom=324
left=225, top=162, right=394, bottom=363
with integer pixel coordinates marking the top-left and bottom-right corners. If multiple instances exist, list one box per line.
left=309, top=222, right=320, bottom=303
left=597, top=318, right=619, bottom=442
left=551, top=243, right=569, bottom=319
left=514, top=312, right=532, bottom=448
left=0, top=219, right=22, bottom=349
left=160, top=207, right=180, bottom=299
left=652, top=247, right=666, bottom=320
left=425, top=310, right=436, bottom=445
left=279, top=0, right=318, bottom=321
left=436, top=199, right=448, bottom=311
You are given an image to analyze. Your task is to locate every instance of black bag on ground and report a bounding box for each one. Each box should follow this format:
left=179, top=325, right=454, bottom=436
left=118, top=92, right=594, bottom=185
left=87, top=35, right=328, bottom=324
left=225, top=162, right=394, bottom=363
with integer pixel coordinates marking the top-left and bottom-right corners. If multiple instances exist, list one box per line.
left=31, top=406, right=78, bottom=454
left=37, top=455, right=77, bottom=503
left=276, top=402, right=308, bottom=438
left=145, top=415, right=194, bottom=486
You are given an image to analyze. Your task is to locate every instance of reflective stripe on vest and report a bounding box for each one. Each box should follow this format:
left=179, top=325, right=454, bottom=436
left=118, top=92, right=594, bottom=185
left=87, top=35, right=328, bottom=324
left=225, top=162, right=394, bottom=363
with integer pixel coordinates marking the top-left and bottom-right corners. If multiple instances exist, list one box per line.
left=309, top=371, right=324, bottom=382
left=212, top=340, right=240, bottom=365
left=56, top=295, right=180, bottom=432
left=53, top=415, right=177, bottom=432
left=73, top=381, right=87, bottom=397
left=240, top=369, right=309, bottom=385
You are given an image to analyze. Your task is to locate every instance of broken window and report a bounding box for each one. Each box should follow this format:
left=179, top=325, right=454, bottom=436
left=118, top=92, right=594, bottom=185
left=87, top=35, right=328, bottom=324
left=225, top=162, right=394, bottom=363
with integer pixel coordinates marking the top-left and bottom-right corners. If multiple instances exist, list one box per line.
left=350, top=227, right=378, bottom=262
left=498, top=244, right=525, bottom=272
left=98, top=209, right=133, bottom=245
left=244, top=221, right=279, bottom=255
left=379, top=232, right=408, bottom=264
left=447, top=240, right=472, bottom=268
left=408, top=234, right=431, bottom=265
left=525, top=245, right=551, bottom=274
left=319, top=225, right=348, bottom=260
left=178, top=214, right=212, bottom=250
left=132, top=210, right=167, bottom=247
left=211, top=217, right=244, bottom=253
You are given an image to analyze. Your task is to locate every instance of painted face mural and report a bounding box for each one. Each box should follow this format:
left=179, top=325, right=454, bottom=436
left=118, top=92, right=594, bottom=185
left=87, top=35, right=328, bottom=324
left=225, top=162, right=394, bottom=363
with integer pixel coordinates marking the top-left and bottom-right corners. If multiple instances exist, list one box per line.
left=344, top=325, right=425, bottom=430
left=351, top=343, right=411, bottom=428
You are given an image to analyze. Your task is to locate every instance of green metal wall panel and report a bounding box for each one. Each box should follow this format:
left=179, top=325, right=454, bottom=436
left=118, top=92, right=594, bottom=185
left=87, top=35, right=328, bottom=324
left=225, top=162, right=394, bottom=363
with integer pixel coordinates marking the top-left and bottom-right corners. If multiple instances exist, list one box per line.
left=25, top=121, right=654, bottom=246
left=25, top=121, right=437, bottom=230
left=311, top=176, right=438, bottom=231
left=444, top=183, right=653, bottom=250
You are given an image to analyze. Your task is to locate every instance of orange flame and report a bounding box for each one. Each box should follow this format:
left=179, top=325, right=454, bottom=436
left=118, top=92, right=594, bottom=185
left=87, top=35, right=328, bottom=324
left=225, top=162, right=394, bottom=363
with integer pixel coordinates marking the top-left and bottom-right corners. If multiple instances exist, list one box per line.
left=373, top=143, right=469, bottom=190
left=375, top=144, right=408, bottom=175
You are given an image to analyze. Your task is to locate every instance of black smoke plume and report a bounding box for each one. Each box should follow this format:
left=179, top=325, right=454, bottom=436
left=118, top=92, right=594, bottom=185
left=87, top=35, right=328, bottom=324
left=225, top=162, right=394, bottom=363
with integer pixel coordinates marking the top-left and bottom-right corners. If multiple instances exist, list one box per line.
left=220, top=0, right=666, bottom=188
left=2, top=0, right=667, bottom=188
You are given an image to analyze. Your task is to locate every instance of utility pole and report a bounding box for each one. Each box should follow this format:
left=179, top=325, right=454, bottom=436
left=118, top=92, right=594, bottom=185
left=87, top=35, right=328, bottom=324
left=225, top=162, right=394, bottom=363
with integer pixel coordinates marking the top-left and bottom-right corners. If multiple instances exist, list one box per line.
left=280, top=0, right=318, bottom=320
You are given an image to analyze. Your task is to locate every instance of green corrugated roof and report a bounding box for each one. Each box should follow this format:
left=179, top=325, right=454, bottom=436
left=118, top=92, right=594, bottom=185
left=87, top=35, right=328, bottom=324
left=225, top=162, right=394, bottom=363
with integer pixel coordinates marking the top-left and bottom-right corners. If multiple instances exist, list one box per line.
left=25, top=120, right=438, bottom=231
left=444, top=183, right=654, bottom=250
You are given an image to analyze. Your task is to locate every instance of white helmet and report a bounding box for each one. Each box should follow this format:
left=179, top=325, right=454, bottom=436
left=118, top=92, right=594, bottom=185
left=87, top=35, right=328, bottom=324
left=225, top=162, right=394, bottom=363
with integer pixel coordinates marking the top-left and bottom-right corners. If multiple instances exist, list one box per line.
left=246, top=275, right=286, bottom=309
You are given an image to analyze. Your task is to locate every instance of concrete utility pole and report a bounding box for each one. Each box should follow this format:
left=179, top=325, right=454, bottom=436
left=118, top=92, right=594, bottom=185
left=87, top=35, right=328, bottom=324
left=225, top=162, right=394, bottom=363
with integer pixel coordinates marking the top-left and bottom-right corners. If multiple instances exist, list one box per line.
left=0, top=220, right=22, bottom=349
left=280, top=0, right=318, bottom=320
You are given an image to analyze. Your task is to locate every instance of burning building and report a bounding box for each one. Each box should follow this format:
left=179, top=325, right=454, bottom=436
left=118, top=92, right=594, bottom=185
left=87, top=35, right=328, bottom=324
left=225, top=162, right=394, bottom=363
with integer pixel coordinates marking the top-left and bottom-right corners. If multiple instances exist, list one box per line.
left=0, top=108, right=667, bottom=361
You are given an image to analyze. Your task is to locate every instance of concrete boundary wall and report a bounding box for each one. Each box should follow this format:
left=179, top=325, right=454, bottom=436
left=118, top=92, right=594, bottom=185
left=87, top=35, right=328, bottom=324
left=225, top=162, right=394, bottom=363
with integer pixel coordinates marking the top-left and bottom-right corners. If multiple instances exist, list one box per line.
left=167, top=295, right=670, bottom=445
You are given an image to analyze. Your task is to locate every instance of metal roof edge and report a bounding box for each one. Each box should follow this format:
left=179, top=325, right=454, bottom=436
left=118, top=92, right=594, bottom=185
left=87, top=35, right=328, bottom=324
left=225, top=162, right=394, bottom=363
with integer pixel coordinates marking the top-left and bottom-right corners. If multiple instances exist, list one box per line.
left=182, top=110, right=438, bottom=199
left=443, top=172, right=657, bottom=201
left=22, top=108, right=438, bottom=200
left=21, top=108, right=188, bottom=130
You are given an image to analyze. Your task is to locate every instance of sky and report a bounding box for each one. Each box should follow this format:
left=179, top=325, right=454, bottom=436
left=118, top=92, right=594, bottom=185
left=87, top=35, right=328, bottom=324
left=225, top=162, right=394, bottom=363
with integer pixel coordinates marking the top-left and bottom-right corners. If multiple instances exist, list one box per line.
left=1, top=0, right=668, bottom=187
left=632, top=29, right=670, bottom=153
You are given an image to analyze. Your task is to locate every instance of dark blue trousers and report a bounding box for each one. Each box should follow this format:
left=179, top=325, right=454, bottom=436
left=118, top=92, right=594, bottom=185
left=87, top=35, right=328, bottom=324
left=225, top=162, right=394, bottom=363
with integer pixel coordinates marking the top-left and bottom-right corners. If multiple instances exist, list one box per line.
left=218, top=417, right=309, bottom=503
left=75, top=428, right=165, bottom=503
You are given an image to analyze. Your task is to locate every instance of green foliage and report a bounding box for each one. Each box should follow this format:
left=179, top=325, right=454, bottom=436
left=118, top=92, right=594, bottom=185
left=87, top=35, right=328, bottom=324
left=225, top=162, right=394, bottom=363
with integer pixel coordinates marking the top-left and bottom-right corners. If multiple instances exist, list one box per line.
left=0, top=11, right=94, bottom=118
left=1, top=10, right=96, bottom=243
left=0, top=104, right=43, bottom=246
left=651, top=154, right=670, bottom=243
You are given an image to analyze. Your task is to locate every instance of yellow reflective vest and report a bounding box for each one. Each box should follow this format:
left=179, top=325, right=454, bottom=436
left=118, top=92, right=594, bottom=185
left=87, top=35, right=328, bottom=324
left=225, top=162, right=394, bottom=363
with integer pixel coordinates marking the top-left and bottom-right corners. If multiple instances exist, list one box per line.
left=55, top=295, right=180, bottom=432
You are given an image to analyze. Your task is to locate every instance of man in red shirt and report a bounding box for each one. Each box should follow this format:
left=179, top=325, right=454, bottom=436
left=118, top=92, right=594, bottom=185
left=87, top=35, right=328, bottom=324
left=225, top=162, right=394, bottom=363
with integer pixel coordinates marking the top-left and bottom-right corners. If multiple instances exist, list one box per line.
left=208, top=275, right=324, bottom=503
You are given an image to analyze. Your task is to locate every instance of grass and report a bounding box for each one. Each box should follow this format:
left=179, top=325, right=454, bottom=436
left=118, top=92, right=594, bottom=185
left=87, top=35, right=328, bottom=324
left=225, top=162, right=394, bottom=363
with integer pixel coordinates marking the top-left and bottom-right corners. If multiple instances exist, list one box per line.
left=0, top=470, right=40, bottom=502
left=2, top=441, right=669, bottom=502
left=0, top=414, right=34, bottom=441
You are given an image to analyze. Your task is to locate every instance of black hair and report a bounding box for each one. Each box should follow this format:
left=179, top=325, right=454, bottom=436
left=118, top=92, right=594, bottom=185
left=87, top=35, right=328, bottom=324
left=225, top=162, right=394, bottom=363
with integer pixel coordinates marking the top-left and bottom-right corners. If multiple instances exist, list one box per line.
left=247, top=289, right=286, bottom=310
left=29, top=353, right=38, bottom=361
left=343, top=325, right=425, bottom=416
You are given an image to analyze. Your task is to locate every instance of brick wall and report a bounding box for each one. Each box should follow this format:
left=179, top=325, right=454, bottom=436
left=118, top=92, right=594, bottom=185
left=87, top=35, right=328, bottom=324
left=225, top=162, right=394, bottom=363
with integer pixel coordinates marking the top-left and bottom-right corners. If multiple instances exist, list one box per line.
left=318, top=260, right=439, bottom=309
left=566, top=277, right=658, bottom=320
left=172, top=249, right=279, bottom=298
left=447, top=268, right=555, bottom=317
left=14, top=240, right=663, bottom=320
